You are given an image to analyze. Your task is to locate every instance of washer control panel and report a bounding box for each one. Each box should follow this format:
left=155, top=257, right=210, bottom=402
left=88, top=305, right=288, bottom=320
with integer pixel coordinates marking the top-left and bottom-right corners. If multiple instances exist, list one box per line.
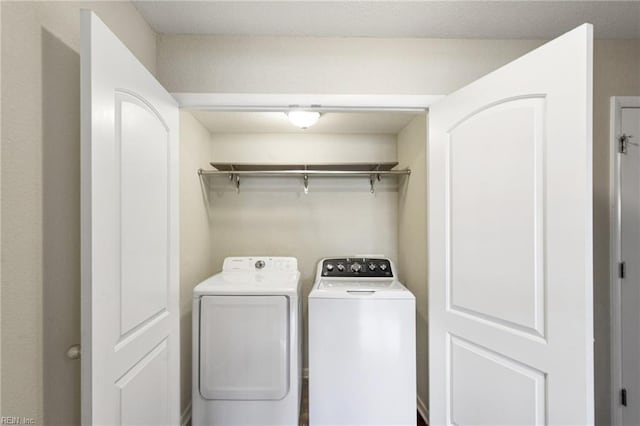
left=322, top=258, right=392, bottom=277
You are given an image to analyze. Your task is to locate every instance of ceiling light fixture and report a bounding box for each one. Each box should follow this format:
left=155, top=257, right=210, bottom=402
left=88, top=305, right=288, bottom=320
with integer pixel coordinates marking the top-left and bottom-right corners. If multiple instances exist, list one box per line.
left=286, top=110, right=321, bottom=129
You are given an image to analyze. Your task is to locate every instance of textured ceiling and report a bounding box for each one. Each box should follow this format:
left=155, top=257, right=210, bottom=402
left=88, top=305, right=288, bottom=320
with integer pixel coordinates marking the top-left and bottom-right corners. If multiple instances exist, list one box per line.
left=191, top=111, right=421, bottom=134
left=133, top=1, right=640, bottom=39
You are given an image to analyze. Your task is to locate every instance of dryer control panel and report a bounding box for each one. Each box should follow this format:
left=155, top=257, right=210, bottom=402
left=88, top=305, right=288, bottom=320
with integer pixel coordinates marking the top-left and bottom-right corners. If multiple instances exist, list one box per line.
left=321, top=258, right=393, bottom=278
left=223, top=257, right=298, bottom=272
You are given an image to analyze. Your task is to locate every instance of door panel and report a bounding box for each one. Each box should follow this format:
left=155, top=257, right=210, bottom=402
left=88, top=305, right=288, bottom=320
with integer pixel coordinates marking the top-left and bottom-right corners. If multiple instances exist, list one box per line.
left=119, top=92, right=171, bottom=335
left=116, top=340, right=170, bottom=425
left=450, top=336, right=545, bottom=426
left=449, top=97, right=545, bottom=337
left=429, top=24, right=593, bottom=425
left=81, top=11, right=179, bottom=425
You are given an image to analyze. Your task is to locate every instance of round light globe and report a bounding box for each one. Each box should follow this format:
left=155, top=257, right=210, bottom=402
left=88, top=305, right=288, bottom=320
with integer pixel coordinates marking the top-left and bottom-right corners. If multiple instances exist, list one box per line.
left=286, top=111, right=321, bottom=129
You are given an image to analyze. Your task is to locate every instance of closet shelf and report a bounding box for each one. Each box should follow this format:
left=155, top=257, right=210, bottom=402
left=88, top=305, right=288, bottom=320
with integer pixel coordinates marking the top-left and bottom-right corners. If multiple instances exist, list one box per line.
left=200, top=161, right=408, bottom=174
left=198, top=162, right=411, bottom=194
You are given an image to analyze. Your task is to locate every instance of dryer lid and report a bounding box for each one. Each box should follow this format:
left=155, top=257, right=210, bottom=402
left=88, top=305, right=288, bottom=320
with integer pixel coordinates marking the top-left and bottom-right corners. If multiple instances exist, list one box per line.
left=193, top=271, right=300, bottom=296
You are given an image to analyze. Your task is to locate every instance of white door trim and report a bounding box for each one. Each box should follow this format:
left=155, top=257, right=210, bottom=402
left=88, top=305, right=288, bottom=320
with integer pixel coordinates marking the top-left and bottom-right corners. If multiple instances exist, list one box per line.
left=610, top=95, right=640, bottom=426
left=172, top=92, right=442, bottom=111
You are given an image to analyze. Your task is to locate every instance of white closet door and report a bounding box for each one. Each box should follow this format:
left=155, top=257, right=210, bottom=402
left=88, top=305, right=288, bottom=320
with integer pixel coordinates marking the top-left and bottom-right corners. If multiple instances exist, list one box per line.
left=428, top=24, right=593, bottom=425
left=81, top=11, right=180, bottom=425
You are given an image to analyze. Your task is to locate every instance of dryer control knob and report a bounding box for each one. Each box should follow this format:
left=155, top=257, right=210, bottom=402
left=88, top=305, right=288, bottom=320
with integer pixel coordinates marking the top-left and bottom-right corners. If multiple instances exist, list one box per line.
left=368, top=263, right=376, bottom=271
left=350, top=262, right=362, bottom=273
left=380, top=263, right=388, bottom=271
left=326, top=263, right=334, bottom=271
left=337, top=263, right=345, bottom=272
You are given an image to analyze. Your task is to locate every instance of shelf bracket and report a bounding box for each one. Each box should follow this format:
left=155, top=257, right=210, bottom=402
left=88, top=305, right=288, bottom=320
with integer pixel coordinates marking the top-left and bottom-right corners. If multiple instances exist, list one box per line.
left=303, top=174, right=309, bottom=194
left=369, top=173, right=381, bottom=194
left=232, top=174, right=240, bottom=193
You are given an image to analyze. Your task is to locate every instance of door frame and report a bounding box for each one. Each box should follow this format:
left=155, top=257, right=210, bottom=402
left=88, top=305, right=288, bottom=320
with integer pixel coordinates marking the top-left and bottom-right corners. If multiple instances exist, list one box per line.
left=173, top=92, right=442, bottom=112
left=609, top=95, right=640, bottom=426
left=173, top=91, right=440, bottom=424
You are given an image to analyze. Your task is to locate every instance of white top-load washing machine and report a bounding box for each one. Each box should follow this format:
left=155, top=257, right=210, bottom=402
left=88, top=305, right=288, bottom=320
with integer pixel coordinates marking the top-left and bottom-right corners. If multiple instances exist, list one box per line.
left=309, top=257, right=416, bottom=426
left=192, top=257, right=302, bottom=426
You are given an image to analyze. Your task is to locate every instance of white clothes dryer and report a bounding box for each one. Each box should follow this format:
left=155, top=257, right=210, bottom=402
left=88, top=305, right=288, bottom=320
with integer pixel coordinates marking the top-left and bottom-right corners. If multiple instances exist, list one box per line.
left=192, top=257, right=302, bottom=426
left=308, top=257, right=416, bottom=426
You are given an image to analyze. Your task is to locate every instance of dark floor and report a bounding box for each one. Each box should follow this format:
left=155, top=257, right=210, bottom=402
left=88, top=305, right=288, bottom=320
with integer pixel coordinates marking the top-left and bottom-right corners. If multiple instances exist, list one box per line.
left=300, top=380, right=428, bottom=426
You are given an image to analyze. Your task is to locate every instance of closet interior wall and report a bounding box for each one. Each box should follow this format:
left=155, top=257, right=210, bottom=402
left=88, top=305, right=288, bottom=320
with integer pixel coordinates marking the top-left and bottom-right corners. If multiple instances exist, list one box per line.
left=179, top=111, right=215, bottom=414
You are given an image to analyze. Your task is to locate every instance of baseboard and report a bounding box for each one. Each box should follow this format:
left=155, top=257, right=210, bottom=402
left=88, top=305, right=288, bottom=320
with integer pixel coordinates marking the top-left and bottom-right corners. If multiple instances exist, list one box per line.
left=181, top=401, right=192, bottom=426
left=417, top=396, right=429, bottom=425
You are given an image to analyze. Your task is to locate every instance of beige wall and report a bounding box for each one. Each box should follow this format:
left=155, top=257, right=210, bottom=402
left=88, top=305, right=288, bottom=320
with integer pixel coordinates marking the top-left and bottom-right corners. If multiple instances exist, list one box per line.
left=207, top=132, right=400, bottom=367
left=397, top=114, right=429, bottom=413
left=1, top=2, right=157, bottom=423
left=179, top=111, right=214, bottom=417
left=158, top=35, right=544, bottom=95
left=159, top=34, right=640, bottom=424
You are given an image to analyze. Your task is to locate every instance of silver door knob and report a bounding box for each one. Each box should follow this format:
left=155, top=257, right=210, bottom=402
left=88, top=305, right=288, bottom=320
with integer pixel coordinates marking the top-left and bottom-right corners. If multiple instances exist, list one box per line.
left=66, top=344, right=81, bottom=360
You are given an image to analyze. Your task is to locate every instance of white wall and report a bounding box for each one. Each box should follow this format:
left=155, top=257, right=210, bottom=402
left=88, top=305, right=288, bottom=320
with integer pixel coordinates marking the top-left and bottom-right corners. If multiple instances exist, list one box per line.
left=397, top=114, right=429, bottom=415
left=206, top=132, right=399, bottom=366
left=158, top=35, right=640, bottom=423
left=179, top=111, right=214, bottom=418
left=1, top=2, right=157, bottom=423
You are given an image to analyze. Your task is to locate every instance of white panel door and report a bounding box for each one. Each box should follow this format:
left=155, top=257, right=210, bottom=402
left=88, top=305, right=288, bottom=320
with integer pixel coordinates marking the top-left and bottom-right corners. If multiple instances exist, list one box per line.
left=81, top=11, right=179, bottom=425
left=428, top=24, right=593, bottom=425
left=620, top=106, right=640, bottom=426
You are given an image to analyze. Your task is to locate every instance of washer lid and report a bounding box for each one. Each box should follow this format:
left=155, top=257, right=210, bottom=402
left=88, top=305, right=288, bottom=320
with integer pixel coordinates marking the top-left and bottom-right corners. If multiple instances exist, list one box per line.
left=310, top=279, right=415, bottom=300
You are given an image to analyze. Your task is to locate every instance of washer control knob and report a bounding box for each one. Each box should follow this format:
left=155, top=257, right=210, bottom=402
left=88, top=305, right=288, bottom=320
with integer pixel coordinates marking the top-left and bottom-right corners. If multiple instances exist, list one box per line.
left=368, top=263, right=376, bottom=271
left=379, top=263, right=388, bottom=271
left=350, top=262, right=362, bottom=273
left=326, top=263, right=334, bottom=271
left=337, top=263, right=345, bottom=272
